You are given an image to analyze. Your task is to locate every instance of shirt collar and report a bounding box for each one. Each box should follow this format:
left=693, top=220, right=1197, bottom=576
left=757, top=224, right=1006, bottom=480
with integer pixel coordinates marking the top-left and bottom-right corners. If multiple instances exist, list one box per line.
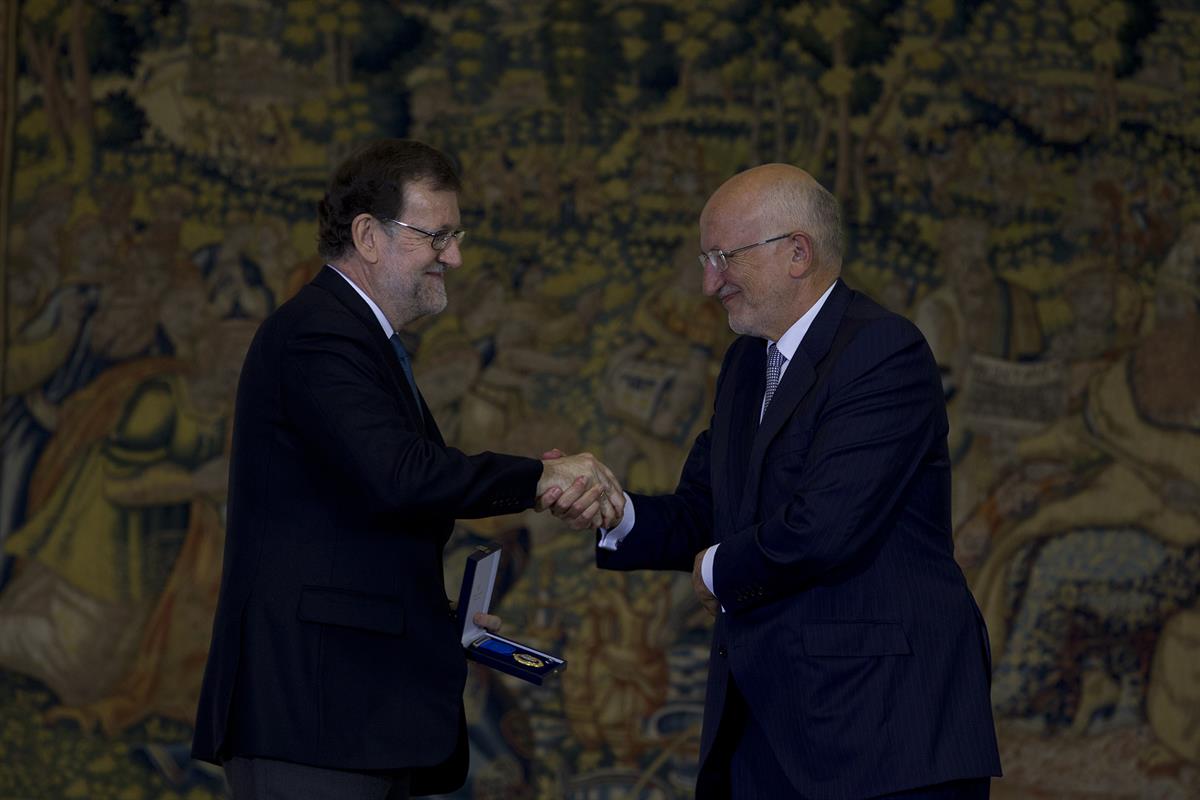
left=769, top=279, right=838, bottom=361
left=328, top=265, right=394, bottom=338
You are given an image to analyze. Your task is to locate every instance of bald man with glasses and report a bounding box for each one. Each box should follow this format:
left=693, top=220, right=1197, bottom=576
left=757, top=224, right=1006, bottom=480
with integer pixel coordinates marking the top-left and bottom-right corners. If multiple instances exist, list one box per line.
left=551, top=164, right=1002, bottom=799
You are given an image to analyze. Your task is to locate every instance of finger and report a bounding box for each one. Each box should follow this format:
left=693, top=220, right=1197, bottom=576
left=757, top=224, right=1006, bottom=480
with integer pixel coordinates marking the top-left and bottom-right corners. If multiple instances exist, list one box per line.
left=595, top=468, right=622, bottom=499
left=609, top=494, right=628, bottom=520
left=598, top=495, right=621, bottom=528
left=552, top=476, right=591, bottom=514
left=552, top=476, right=590, bottom=510
left=542, top=448, right=565, bottom=460
left=474, top=612, right=502, bottom=633
left=570, top=499, right=602, bottom=529
left=535, top=485, right=563, bottom=512
left=566, top=484, right=604, bottom=520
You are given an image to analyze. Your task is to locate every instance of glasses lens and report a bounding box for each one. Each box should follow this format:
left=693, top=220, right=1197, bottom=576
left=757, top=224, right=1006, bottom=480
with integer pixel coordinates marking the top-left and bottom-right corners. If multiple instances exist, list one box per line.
left=700, top=251, right=725, bottom=272
left=432, top=230, right=465, bottom=251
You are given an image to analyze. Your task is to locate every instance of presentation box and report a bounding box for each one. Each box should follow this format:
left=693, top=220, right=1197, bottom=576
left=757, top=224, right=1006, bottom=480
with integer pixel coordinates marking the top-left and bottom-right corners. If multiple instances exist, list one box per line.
left=457, top=544, right=566, bottom=685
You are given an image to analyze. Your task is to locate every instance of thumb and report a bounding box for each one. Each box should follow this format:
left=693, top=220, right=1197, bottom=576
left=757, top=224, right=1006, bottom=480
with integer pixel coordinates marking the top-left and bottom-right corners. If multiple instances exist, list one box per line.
left=542, top=448, right=565, bottom=460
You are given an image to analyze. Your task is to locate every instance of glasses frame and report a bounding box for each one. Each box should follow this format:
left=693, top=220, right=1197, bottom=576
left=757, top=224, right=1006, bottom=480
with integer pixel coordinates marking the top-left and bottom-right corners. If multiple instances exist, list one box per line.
left=698, top=233, right=793, bottom=272
left=383, top=218, right=466, bottom=251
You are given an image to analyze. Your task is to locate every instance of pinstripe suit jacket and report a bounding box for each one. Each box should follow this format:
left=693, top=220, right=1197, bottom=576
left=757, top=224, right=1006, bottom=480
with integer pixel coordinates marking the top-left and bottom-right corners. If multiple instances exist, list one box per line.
left=598, top=279, right=1002, bottom=799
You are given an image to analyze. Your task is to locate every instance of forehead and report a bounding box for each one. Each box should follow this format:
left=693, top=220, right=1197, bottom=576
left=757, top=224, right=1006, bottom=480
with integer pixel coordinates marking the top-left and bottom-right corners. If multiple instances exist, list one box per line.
left=700, top=193, right=761, bottom=247
left=401, top=180, right=460, bottom=223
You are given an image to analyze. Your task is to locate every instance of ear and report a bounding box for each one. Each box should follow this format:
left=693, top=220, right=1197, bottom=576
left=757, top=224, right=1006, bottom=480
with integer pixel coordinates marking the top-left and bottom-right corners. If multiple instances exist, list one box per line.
left=787, top=231, right=814, bottom=279
left=350, top=213, right=382, bottom=264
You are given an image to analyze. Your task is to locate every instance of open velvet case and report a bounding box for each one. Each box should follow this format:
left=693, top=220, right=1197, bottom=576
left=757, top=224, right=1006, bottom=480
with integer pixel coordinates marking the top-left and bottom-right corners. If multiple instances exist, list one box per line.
left=456, top=544, right=566, bottom=685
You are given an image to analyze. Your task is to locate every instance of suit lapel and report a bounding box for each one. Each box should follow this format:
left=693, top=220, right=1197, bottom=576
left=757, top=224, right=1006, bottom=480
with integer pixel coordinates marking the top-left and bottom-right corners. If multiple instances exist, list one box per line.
left=713, top=339, right=765, bottom=541
left=312, top=267, right=429, bottom=434
left=735, top=280, right=853, bottom=527
left=391, top=335, right=444, bottom=444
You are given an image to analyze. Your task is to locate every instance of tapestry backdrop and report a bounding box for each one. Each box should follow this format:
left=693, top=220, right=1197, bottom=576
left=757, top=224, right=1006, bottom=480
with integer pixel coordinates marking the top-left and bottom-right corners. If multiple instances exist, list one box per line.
left=1, top=0, right=1198, bottom=798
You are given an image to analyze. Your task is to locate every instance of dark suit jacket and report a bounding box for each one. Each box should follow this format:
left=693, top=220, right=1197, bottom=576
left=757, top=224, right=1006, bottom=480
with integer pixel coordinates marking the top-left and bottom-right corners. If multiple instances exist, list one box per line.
left=598, top=280, right=1001, bottom=800
left=192, top=267, right=542, bottom=795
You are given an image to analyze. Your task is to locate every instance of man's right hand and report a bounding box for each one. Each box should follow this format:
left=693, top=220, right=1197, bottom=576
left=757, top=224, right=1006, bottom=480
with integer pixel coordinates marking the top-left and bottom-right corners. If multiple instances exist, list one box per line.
left=536, top=449, right=623, bottom=530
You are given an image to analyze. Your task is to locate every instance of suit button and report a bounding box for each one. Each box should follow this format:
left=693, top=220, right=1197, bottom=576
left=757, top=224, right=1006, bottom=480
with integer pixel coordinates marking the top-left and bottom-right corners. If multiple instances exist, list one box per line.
left=718, top=645, right=728, bottom=657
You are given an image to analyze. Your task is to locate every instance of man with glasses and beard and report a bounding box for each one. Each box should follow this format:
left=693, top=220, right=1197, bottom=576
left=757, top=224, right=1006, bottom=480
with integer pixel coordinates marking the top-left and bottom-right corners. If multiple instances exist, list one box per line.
left=193, top=139, right=621, bottom=799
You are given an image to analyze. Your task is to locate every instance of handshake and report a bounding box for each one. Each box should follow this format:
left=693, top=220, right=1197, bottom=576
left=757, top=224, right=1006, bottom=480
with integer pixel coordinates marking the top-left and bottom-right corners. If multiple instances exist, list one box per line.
left=534, top=449, right=624, bottom=530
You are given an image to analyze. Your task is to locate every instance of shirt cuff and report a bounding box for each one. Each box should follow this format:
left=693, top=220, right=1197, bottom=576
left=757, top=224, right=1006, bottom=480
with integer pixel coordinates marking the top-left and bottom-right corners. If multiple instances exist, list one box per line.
left=701, top=544, right=719, bottom=597
left=597, top=492, right=635, bottom=550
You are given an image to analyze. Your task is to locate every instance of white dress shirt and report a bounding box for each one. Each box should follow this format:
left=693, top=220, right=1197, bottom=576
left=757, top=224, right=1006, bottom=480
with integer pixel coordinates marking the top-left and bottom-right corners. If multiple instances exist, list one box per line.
left=329, top=265, right=394, bottom=337
left=599, top=280, right=838, bottom=605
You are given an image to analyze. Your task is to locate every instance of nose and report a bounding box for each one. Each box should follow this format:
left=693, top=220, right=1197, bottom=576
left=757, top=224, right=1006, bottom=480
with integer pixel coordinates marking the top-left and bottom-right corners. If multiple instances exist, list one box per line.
left=438, top=238, right=463, bottom=269
left=701, top=260, right=724, bottom=297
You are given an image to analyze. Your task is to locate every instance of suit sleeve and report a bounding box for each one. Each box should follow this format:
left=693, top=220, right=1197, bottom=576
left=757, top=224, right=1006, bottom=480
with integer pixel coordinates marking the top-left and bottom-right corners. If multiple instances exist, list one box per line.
left=595, top=425, right=715, bottom=573
left=714, top=318, right=947, bottom=612
left=594, top=338, right=751, bottom=574
left=280, top=326, right=542, bottom=518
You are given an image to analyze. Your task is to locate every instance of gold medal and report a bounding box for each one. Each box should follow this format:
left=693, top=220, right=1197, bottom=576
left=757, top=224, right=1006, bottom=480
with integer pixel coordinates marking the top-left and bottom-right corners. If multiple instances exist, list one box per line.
left=513, top=652, right=545, bottom=668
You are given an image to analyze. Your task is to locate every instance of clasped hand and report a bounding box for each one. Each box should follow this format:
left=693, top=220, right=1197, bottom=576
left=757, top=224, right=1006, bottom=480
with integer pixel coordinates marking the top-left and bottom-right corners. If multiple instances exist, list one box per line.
left=536, top=449, right=624, bottom=530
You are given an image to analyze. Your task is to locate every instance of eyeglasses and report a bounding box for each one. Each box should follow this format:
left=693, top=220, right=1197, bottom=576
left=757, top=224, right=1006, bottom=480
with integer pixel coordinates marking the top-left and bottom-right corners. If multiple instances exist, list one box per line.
left=383, top=218, right=466, bottom=251
left=698, top=233, right=792, bottom=272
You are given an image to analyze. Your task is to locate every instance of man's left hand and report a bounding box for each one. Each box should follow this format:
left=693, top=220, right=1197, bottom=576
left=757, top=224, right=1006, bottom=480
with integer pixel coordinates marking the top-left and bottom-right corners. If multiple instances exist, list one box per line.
left=692, top=549, right=719, bottom=617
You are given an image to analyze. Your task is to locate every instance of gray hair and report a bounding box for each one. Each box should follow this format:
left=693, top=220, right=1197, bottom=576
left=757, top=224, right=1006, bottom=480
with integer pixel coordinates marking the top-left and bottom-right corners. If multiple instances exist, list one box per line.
left=766, top=177, right=844, bottom=271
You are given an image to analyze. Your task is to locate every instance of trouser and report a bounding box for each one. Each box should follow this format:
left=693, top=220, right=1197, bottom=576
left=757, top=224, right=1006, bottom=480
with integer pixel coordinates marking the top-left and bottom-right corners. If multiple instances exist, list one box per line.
left=223, top=757, right=411, bottom=800
left=704, top=676, right=991, bottom=800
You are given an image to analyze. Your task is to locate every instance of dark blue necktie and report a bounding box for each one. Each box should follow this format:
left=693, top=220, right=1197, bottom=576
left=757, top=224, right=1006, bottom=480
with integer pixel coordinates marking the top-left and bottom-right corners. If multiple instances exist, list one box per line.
left=389, top=333, right=420, bottom=401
